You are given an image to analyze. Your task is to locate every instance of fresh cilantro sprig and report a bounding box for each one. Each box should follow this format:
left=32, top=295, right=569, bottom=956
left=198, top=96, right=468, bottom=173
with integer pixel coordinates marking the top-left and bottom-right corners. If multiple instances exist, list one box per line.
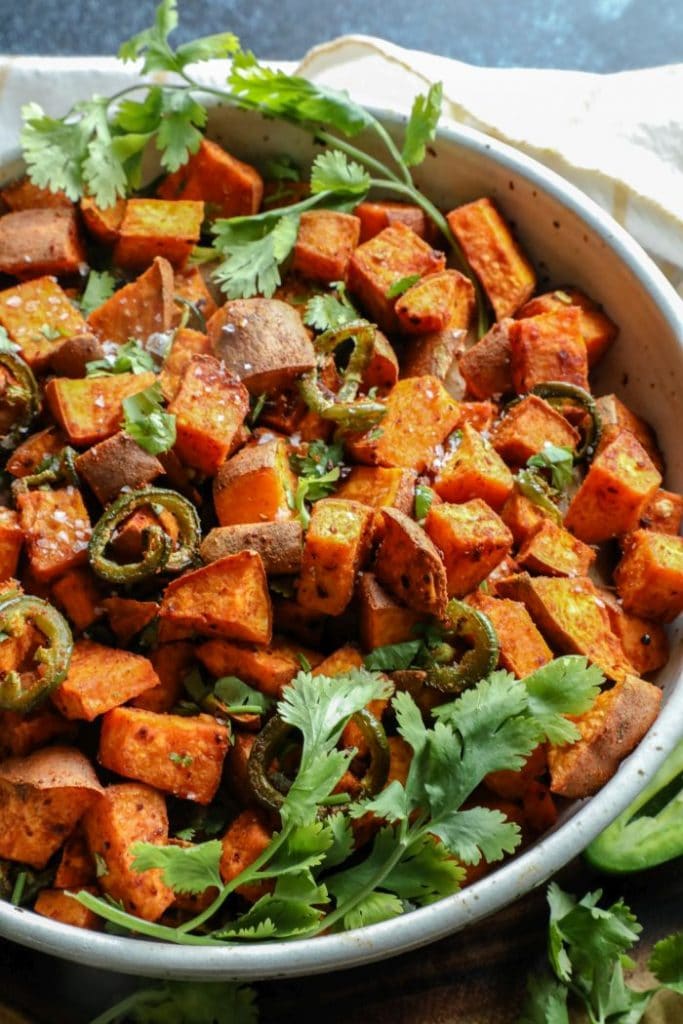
left=86, top=338, right=157, bottom=376
left=289, top=439, right=344, bottom=528
left=88, top=979, right=257, bottom=1024
left=80, top=269, right=117, bottom=316
left=519, top=883, right=683, bottom=1024
left=527, top=443, right=575, bottom=492
left=303, top=281, right=359, bottom=333
left=122, top=382, right=176, bottom=454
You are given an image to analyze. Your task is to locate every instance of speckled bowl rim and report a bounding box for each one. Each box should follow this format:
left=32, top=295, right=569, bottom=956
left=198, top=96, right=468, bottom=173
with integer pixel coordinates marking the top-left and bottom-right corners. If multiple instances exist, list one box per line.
left=1, top=107, right=683, bottom=981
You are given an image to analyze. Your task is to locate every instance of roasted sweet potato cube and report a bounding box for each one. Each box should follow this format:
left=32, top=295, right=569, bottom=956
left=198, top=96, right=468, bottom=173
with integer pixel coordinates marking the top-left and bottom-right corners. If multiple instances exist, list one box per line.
left=99, top=707, right=230, bottom=805
left=160, top=551, right=272, bottom=644
left=500, top=489, right=552, bottom=546
left=517, top=520, right=596, bottom=578
left=172, top=266, right=218, bottom=325
left=1, top=177, right=72, bottom=211
left=272, top=597, right=325, bottom=647
left=548, top=676, right=662, bottom=798
left=109, top=507, right=179, bottom=565
left=168, top=354, right=249, bottom=475
left=198, top=637, right=321, bottom=698
left=80, top=194, right=126, bottom=243
left=51, top=567, right=102, bottom=632
left=375, top=508, right=447, bottom=616
left=0, top=508, right=22, bottom=582
left=17, top=486, right=91, bottom=582
left=48, top=331, right=104, bottom=378
left=0, top=707, right=75, bottom=759
left=347, top=222, right=446, bottom=333
left=0, top=208, right=86, bottom=279
left=201, top=522, right=303, bottom=576
left=226, top=731, right=256, bottom=803
left=0, top=746, right=102, bottom=868
left=361, top=329, right=399, bottom=391
left=54, top=827, right=96, bottom=888
left=159, top=327, right=210, bottom=401
left=158, top=138, right=263, bottom=218
left=34, top=888, right=100, bottom=930
left=114, top=199, right=204, bottom=271
left=313, top=645, right=364, bottom=676
left=516, top=287, right=618, bottom=367
left=292, top=210, right=361, bottom=283
left=213, top=437, right=295, bottom=526
left=395, top=270, right=475, bottom=335
left=354, top=200, right=433, bottom=242
left=75, top=431, right=163, bottom=504
left=220, top=808, right=273, bottom=902
left=297, top=498, right=374, bottom=615
left=508, top=306, right=589, bottom=392
left=458, top=319, right=514, bottom=399
left=599, top=589, right=669, bottom=676
left=565, top=429, right=662, bottom=543
left=491, top=395, right=579, bottom=465
left=87, top=257, right=175, bottom=345
left=208, top=297, right=315, bottom=394
left=334, top=466, right=416, bottom=518
left=595, top=393, right=663, bottom=473
left=130, top=641, right=194, bottom=714
left=459, top=401, right=498, bottom=433
left=0, top=276, right=89, bottom=370
left=485, top=745, right=548, bottom=801
left=434, top=422, right=514, bottom=510
left=51, top=639, right=159, bottom=721
left=45, top=371, right=157, bottom=447
left=497, top=573, right=634, bottom=682
left=83, top=782, right=174, bottom=922
left=102, top=597, right=159, bottom=646
left=446, top=198, right=535, bottom=319
left=401, top=317, right=467, bottom=382
left=425, top=500, right=512, bottom=598
left=615, top=530, right=683, bottom=622
left=358, top=573, right=422, bottom=651
left=637, top=489, right=683, bottom=535
left=468, top=592, right=552, bottom=677
left=6, top=427, right=65, bottom=478
left=346, top=376, right=460, bottom=472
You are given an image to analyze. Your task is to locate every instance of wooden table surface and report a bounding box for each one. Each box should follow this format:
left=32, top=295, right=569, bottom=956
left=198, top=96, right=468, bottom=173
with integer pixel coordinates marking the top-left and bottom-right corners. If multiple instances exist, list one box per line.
left=3, top=856, right=683, bottom=1024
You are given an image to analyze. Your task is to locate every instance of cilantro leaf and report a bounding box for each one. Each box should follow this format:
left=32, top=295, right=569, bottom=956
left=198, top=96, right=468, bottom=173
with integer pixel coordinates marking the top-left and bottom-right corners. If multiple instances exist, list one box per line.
left=650, top=932, right=683, bottom=993
left=292, top=467, right=340, bottom=528
left=156, top=91, right=206, bottom=172
left=214, top=675, right=272, bottom=714
left=303, top=289, right=359, bottom=332
left=428, top=805, right=520, bottom=866
left=122, top=382, right=176, bottom=455
left=290, top=439, right=344, bottom=478
left=519, top=975, right=570, bottom=1024
left=213, top=882, right=325, bottom=940
left=386, top=274, right=420, bottom=300
left=92, top=979, right=258, bottom=1024
left=265, top=154, right=301, bottom=182
left=380, top=833, right=464, bottom=905
left=118, top=0, right=178, bottom=71
left=20, top=102, right=88, bottom=202
left=322, top=813, right=355, bottom=868
left=527, top=444, right=575, bottom=491
left=86, top=338, right=156, bottom=376
left=339, top=891, right=404, bottom=930
left=310, top=150, right=370, bottom=196
left=289, top=439, right=344, bottom=527
left=211, top=213, right=300, bottom=299
left=80, top=270, right=116, bottom=317
left=402, top=82, right=443, bottom=168
left=349, top=779, right=411, bottom=823
left=363, top=640, right=423, bottom=671
left=414, top=483, right=436, bottom=523
left=0, top=327, right=19, bottom=353
left=261, top=823, right=333, bottom=877
left=131, top=839, right=223, bottom=894
left=523, top=656, right=603, bottom=745
left=174, top=32, right=240, bottom=68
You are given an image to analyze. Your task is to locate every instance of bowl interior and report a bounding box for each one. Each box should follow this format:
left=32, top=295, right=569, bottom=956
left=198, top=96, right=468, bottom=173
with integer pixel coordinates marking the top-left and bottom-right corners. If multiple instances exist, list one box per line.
left=1, top=104, right=682, bottom=980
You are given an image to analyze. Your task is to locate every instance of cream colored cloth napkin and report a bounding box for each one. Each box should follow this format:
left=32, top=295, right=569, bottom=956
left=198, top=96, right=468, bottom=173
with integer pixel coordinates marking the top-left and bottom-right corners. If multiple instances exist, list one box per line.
left=1, top=39, right=682, bottom=300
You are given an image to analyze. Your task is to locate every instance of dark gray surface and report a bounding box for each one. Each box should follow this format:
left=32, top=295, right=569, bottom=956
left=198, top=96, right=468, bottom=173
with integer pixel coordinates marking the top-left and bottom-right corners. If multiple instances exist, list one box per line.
left=2, top=0, right=682, bottom=69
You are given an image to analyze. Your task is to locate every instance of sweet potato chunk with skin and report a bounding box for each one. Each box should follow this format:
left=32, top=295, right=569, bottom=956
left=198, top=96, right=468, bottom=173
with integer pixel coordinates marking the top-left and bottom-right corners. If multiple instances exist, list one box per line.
left=0, top=508, right=22, bottom=582
left=565, top=429, right=662, bottom=543
left=548, top=676, right=662, bottom=798
left=159, top=327, right=210, bottom=401
left=213, top=437, right=296, bottom=526
left=34, top=888, right=100, bottom=930
left=87, top=256, right=175, bottom=346
left=615, top=530, right=683, bottom=622
left=6, top=426, right=64, bottom=478
left=500, top=489, right=551, bottom=546
left=458, top=319, right=514, bottom=400
left=497, top=573, right=634, bottom=682
left=334, top=466, right=416, bottom=517
left=354, top=200, right=433, bottom=242
left=48, top=331, right=104, bottom=378
left=395, top=270, right=475, bottom=335
left=347, top=222, right=446, bottom=333
left=595, top=393, right=664, bottom=473
left=114, top=198, right=204, bottom=270
left=201, top=522, right=303, bottom=576
left=45, top=371, right=157, bottom=447
left=358, top=573, right=422, bottom=651
left=83, top=782, right=174, bottom=922
left=508, top=306, right=589, bottom=392
left=446, top=198, right=535, bottom=319
left=52, top=640, right=159, bottom=721
left=516, top=287, right=618, bottom=367
left=0, top=707, right=75, bottom=759
left=99, top=707, right=230, bottom=805
left=434, top=423, right=514, bottom=510
left=0, top=276, right=88, bottom=370
left=80, top=194, right=126, bottom=243
left=17, top=486, right=91, bottom=582
left=158, top=138, right=263, bottom=218
left=517, top=520, right=596, bottom=578
left=208, top=297, right=316, bottom=394
left=168, top=354, right=250, bottom=475
left=425, top=500, right=513, bottom=598
left=292, top=210, right=361, bottom=283
left=361, top=329, right=399, bottom=391
left=297, top=499, right=374, bottom=615
left=1, top=177, right=72, bottom=212
left=401, top=318, right=467, bottom=383
left=75, top=431, right=163, bottom=504
left=220, top=808, right=273, bottom=902
left=375, top=508, right=447, bottom=615
left=198, top=637, right=321, bottom=698
left=468, top=592, right=552, bottom=678
left=491, top=395, right=579, bottom=466
left=637, top=489, right=683, bottom=535
left=0, top=746, right=103, bottom=868
left=160, top=551, right=272, bottom=644
left=51, top=567, right=102, bottom=632
left=0, top=208, right=86, bottom=279
left=346, top=376, right=460, bottom=472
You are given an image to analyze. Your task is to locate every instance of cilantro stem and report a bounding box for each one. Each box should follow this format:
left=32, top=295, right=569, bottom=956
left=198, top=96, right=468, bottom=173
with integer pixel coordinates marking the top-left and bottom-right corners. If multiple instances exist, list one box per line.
left=72, top=890, right=226, bottom=945
left=370, top=122, right=414, bottom=187
left=315, top=130, right=405, bottom=186
left=10, top=871, right=26, bottom=906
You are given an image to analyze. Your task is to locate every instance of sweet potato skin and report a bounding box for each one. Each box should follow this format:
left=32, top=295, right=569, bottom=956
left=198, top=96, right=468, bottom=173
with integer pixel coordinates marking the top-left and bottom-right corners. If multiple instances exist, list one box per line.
left=99, top=707, right=230, bottom=805
left=425, top=499, right=513, bottom=598
left=0, top=746, right=103, bottom=868
left=297, top=499, right=374, bottom=615
left=76, top=431, right=163, bottom=504
left=213, top=437, right=296, bottom=526
left=615, top=530, right=683, bottom=622
left=457, top=319, right=513, bottom=399
left=52, top=640, right=160, bottom=721
left=200, top=522, right=303, bottom=575
left=375, top=508, right=448, bottom=615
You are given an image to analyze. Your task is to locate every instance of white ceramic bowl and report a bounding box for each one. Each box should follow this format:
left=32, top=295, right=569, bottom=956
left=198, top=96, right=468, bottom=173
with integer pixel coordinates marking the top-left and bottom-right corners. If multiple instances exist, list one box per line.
left=1, top=105, right=683, bottom=980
